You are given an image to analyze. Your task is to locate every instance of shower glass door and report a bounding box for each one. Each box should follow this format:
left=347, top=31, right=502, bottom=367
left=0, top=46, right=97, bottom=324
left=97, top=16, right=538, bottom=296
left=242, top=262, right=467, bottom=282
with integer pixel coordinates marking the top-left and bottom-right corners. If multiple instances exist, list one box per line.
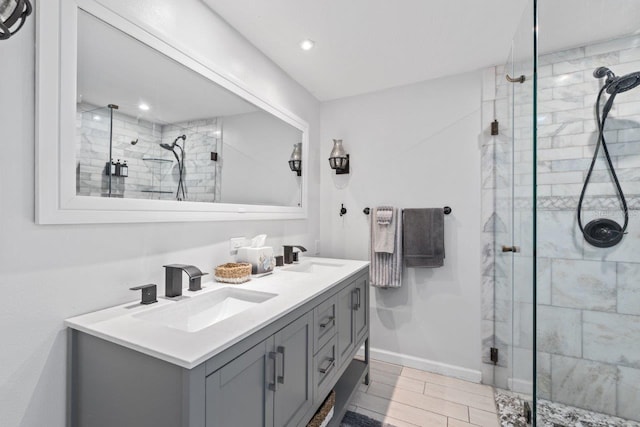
left=509, top=0, right=535, bottom=407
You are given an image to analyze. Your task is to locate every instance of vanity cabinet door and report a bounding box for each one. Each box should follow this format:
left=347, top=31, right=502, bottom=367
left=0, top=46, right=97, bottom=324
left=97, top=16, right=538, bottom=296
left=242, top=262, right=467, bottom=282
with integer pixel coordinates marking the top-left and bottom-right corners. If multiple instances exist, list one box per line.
left=205, top=339, right=274, bottom=427
left=354, top=275, right=369, bottom=343
left=273, top=312, right=313, bottom=427
left=337, top=281, right=357, bottom=367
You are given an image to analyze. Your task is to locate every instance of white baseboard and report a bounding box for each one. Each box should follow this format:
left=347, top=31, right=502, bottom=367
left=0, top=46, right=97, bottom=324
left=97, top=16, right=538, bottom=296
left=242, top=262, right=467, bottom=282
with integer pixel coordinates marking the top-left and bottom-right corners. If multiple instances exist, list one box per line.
left=357, top=346, right=483, bottom=384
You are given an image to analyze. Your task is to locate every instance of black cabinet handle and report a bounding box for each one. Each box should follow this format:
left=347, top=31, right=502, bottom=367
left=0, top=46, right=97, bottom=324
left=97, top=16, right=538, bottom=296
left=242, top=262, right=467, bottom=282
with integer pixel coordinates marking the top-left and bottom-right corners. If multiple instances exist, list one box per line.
left=268, top=351, right=278, bottom=391
left=277, top=346, right=285, bottom=384
left=352, top=289, right=358, bottom=310
left=319, top=357, right=336, bottom=374
left=356, top=287, right=361, bottom=310
left=319, top=316, right=335, bottom=328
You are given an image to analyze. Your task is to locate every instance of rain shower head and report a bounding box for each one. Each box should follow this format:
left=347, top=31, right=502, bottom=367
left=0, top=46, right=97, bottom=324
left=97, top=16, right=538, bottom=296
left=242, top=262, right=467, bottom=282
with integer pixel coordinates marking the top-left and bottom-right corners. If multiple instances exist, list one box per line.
left=159, top=143, right=174, bottom=150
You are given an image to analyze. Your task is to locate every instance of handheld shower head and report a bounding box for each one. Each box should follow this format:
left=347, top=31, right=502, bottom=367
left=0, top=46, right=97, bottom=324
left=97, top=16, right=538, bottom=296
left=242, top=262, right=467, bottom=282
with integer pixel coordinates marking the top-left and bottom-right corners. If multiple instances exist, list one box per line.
left=607, top=72, right=640, bottom=94
left=593, top=67, right=640, bottom=94
left=593, top=66, right=614, bottom=79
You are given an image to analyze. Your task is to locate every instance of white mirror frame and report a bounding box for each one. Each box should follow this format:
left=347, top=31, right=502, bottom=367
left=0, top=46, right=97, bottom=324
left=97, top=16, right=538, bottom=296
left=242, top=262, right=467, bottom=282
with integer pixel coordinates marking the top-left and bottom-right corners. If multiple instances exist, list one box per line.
left=36, top=0, right=309, bottom=224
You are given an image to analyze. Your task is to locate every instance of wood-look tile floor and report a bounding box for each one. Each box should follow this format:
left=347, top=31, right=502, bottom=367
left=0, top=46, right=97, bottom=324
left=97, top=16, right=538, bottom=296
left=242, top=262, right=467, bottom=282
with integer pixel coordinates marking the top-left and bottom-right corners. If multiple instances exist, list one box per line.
left=348, top=359, right=499, bottom=427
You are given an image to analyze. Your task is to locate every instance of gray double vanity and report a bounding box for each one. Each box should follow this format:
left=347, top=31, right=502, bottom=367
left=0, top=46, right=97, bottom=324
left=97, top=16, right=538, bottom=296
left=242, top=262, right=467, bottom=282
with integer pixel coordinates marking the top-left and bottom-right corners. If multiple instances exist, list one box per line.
left=66, top=258, right=370, bottom=427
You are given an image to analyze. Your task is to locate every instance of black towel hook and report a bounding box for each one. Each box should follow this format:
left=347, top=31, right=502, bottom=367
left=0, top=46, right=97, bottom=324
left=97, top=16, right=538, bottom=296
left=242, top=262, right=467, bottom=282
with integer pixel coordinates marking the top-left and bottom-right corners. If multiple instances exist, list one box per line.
left=340, top=204, right=347, bottom=216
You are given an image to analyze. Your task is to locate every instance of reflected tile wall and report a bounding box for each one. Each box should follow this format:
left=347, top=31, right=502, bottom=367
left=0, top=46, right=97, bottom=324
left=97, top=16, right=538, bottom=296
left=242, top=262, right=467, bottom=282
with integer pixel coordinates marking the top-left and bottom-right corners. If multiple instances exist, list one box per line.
left=76, top=103, right=219, bottom=202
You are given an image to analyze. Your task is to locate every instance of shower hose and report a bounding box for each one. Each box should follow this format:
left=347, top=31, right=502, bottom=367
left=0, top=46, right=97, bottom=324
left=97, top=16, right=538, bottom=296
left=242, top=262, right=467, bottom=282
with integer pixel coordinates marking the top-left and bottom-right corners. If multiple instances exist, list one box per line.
left=577, top=85, right=629, bottom=247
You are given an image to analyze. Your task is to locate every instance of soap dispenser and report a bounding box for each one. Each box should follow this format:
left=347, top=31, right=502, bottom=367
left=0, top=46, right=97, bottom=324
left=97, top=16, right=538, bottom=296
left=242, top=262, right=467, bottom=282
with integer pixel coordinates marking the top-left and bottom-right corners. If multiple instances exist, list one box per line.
left=115, top=159, right=122, bottom=176
left=120, top=160, right=128, bottom=177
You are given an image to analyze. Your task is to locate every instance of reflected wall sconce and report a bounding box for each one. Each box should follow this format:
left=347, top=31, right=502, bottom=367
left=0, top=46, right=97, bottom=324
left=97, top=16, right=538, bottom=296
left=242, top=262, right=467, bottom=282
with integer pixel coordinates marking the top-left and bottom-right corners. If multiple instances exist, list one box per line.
left=0, top=0, right=32, bottom=40
left=288, top=142, right=302, bottom=176
left=328, top=139, right=349, bottom=174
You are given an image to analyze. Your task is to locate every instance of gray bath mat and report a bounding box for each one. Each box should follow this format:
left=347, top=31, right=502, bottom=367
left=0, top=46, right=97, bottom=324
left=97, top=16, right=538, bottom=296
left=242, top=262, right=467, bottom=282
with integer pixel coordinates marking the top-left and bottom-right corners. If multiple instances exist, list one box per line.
left=340, top=410, right=399, bottom=427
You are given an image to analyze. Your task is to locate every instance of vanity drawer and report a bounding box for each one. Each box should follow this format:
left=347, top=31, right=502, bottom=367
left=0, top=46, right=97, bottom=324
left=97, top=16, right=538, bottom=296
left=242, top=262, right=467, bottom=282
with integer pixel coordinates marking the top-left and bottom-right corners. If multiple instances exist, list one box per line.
left=313, top=295, right=337, bottom=353
left=313, top=335, right=338, bottom=400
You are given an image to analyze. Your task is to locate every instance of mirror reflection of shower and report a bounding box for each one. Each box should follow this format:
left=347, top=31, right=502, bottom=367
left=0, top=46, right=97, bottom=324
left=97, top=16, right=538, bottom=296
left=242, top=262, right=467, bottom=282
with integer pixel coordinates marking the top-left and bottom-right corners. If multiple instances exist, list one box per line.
left=160, top=135, right=187, bottom=201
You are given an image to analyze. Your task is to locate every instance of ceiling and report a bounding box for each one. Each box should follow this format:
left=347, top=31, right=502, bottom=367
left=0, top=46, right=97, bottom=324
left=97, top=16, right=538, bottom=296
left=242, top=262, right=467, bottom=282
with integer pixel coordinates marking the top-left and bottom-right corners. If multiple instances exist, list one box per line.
left=203, top=0, right=529, bottom=101
left=203, top=0, right=640, bottom=101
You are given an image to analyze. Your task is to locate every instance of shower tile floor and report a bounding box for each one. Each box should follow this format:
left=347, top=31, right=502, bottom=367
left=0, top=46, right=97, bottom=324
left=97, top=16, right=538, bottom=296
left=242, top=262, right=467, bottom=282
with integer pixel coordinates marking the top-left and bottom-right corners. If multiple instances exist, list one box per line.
left=495, top=390, right=640, bottom=427
left=349, top=358, right=499, bottom=427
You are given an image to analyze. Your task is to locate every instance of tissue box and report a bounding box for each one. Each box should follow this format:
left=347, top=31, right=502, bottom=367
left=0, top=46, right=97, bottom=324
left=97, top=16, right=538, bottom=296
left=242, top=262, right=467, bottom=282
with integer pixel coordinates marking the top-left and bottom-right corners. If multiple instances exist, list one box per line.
left=236, top=246, right=275, bottom=275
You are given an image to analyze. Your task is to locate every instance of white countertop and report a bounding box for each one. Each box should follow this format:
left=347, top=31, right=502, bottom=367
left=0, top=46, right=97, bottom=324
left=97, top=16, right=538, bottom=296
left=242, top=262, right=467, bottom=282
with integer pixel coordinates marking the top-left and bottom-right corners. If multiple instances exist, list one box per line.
left=65, top=257, right=369, bottom=369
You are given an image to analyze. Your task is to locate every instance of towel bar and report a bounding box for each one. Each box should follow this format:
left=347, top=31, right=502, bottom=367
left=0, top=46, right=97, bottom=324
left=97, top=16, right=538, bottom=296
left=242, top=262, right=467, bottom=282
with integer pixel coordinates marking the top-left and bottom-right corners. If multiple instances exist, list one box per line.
left=363, top=206, right=452, bottom=215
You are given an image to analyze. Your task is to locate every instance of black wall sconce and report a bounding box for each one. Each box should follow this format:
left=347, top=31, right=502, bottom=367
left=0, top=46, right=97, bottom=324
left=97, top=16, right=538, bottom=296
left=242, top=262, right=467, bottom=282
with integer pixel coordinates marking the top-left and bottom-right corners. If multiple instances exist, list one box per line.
left=288, top=142, right=302, bottom=176
left=328, top=139, right=349, bottom=174
left=0, top=0, right=32, bottom=40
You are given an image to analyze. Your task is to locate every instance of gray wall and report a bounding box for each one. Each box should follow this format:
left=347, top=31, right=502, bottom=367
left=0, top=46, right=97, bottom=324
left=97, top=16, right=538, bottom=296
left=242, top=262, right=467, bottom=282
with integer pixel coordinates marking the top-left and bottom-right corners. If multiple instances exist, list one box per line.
left=319, top=71, right=483, bottom=380
left=0, top=1, right=320, bottom=426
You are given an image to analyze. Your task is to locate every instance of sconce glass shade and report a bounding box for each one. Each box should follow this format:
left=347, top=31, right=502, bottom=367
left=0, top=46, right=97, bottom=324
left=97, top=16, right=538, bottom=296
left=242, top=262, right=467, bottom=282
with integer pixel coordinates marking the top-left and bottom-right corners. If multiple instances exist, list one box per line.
left=0, top=0, right=32, bottom=40
left=288, top=142, right=302, bottom=176
left=328, top=139, right=349, bottom=174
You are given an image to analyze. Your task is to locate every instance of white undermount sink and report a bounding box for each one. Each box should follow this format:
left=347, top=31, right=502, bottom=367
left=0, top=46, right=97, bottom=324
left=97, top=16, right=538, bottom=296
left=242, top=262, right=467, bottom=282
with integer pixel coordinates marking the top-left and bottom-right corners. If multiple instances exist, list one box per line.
left=282, top=260, right=345, bottom=273
left=133, top=287, right=277, bottom=332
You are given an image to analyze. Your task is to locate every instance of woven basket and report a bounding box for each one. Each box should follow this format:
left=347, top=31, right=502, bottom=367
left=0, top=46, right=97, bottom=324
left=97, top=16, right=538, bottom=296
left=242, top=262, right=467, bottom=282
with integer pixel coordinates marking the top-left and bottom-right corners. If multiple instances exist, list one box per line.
left=214, top=263, right=252, bottom=284
left=307, top=390, right=335, bottom=427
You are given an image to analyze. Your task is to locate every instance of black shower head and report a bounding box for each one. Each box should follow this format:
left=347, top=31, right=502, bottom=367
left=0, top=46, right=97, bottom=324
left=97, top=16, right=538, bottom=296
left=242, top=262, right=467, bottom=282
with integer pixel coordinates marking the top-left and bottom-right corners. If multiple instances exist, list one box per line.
left=607, top=71, right=640, bottom=94
left=593, top=66, right=614, bottom=80
left=593, top=67, right=640, bottom=94
left=159, top=142, right=174, bottom=151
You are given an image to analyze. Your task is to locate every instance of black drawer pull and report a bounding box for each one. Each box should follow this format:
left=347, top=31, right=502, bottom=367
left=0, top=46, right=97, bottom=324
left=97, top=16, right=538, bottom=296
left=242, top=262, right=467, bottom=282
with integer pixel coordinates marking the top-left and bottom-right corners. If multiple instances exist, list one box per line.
left=319, top=357, right=335, bottom=374
left=319, top=316, right=335, bottom=328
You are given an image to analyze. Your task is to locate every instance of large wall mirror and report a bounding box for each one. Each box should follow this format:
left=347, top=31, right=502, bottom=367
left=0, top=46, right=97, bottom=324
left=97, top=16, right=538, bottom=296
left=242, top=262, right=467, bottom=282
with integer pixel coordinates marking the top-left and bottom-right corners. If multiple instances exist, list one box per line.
left=36, top=0, right=309, bottom=224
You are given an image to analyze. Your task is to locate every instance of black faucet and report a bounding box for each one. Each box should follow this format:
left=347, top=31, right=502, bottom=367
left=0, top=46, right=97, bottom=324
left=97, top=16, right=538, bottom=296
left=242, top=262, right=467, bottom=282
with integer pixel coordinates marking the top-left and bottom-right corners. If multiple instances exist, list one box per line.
left=283, top=245, right=307, bottom=264
left=162, top=264, right=208, bottom=297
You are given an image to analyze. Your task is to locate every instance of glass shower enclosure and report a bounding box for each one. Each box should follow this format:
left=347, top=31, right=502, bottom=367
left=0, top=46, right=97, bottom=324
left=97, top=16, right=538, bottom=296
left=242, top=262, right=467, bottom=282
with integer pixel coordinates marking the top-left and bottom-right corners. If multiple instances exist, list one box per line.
left=485, top=0, right=640, bottom=425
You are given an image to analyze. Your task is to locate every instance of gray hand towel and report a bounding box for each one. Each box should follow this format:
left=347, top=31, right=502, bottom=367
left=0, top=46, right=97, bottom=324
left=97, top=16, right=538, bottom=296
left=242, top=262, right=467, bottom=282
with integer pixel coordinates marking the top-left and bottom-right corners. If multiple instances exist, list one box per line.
left=374, top=206, right=396, bottom=253
left=402, top=208, right=445, bottom=268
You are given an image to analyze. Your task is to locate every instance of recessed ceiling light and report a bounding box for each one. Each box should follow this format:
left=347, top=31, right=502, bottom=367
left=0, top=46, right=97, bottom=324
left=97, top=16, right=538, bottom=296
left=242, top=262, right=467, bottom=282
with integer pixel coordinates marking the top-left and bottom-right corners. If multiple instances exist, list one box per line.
left=139, top=103, right=150, bottom=111
left=300, top=39, right=315, bottom=51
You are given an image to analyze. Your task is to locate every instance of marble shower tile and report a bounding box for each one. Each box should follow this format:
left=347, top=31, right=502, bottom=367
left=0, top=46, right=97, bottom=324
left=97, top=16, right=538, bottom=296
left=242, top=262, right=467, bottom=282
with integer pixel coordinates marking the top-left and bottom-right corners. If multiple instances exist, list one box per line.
left=551, top=355, right=617, bottom=416
left=617, top=366, right=640, bottom=421
left=537, top=352, right=552, bottom=400
left=617, top=263, right=640, bottom=315
left=511, top=347, right=533, bottom=394
left=551, top=259, right=617, bottom=311
left=537, top=211, right=583, bottom=259
left=537, top=305, right=582, bottom=357
left=584, top=311, right=640, bottom=368
left=537, top=258, right=551, bottom=305
left=513, top=302, right=533, bottom=350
